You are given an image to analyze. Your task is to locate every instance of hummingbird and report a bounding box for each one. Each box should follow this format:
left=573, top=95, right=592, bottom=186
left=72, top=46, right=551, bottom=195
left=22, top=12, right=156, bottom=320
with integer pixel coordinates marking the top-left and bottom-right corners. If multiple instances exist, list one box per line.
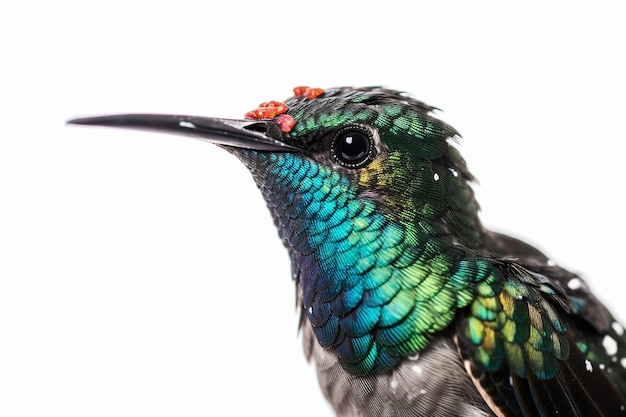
left=69, top=86, right=626, bottom=416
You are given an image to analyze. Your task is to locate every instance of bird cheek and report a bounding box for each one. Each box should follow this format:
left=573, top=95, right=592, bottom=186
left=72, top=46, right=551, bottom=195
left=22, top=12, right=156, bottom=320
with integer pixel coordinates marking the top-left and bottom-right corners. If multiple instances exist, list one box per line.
left=358, top=156, right=386, bottom=189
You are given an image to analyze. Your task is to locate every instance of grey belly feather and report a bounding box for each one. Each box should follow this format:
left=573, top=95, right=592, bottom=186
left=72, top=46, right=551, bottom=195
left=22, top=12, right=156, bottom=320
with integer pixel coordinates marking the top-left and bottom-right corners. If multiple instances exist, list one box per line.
left=301, top=321, right=493, bottom=417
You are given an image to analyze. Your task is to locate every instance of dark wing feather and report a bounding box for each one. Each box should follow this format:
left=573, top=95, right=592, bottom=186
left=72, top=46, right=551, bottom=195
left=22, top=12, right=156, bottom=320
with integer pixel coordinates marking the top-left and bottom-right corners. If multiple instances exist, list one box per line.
left=509, top=333, right=625, bottom=416
left=456, top=250, right=626, bottom=416
left=456, top=346, right=525, bottom=416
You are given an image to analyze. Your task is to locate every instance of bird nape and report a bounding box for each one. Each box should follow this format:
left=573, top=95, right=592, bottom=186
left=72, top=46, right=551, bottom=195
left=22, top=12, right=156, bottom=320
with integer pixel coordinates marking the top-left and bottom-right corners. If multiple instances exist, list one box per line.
left=68, top=86, right=626, bottom=417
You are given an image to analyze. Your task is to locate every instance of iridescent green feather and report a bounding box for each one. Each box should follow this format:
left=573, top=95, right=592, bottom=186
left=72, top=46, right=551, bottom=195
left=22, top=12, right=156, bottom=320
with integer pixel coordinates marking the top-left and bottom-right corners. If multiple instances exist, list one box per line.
left=465, top=265, right=569, bottom=379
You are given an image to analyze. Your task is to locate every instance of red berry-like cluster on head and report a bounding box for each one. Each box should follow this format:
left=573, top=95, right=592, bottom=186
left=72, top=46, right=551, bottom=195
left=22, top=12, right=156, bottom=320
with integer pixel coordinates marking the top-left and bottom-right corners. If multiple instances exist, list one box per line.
left=243, top=86, right=324, bottom=134
left=275, top=114, right=296, bottom=133
left=293, top=86, right=325, bottom=99
left=244, top=100, right=289, bottom=119
left=244, top=100, right=294, bottom=133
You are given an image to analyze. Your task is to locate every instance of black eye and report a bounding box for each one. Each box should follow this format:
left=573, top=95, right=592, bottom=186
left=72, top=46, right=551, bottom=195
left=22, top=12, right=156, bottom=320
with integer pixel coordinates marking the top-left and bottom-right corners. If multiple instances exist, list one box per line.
left=331, top=126, right=375, bottom=168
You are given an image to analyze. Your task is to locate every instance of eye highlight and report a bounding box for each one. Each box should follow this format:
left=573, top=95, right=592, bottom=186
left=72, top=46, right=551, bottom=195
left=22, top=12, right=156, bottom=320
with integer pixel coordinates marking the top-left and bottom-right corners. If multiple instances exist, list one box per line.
left=331, top=125, right=375, bottom=168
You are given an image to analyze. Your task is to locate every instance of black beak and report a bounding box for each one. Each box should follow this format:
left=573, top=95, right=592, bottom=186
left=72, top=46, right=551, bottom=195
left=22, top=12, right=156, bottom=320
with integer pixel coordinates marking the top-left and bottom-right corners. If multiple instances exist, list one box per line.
left=67, top=114, right=298, bottom=152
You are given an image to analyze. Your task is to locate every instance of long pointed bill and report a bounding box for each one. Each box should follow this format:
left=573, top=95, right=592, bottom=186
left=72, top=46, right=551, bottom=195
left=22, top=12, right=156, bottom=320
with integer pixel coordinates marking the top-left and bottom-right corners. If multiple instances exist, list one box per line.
left=67, top=114, right=298, bottom=152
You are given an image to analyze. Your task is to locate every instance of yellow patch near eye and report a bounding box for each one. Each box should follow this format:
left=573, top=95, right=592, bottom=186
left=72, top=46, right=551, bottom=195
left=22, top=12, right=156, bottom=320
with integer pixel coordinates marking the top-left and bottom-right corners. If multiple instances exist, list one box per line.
left=359, top=157, right=384, bottom=188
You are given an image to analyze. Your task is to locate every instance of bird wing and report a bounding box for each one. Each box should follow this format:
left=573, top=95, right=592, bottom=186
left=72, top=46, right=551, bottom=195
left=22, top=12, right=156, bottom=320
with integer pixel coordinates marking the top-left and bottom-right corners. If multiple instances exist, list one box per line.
left=455, top=260, right=626, bottom=416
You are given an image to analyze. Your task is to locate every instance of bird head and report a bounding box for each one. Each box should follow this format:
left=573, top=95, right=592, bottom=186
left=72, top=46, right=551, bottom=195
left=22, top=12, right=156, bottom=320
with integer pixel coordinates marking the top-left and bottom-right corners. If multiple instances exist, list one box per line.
left=69, top=86, right=487, bottom=374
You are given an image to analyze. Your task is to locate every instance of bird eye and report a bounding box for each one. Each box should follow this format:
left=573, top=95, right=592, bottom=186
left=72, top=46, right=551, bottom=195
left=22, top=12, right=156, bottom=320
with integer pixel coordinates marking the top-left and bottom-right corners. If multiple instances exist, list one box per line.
left=331, top=126, right=375, bottom=168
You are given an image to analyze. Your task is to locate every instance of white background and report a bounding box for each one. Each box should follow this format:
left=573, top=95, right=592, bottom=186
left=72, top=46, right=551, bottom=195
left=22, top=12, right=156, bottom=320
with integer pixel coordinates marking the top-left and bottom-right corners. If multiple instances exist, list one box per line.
left=1, top=1, right=624, bottom=416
